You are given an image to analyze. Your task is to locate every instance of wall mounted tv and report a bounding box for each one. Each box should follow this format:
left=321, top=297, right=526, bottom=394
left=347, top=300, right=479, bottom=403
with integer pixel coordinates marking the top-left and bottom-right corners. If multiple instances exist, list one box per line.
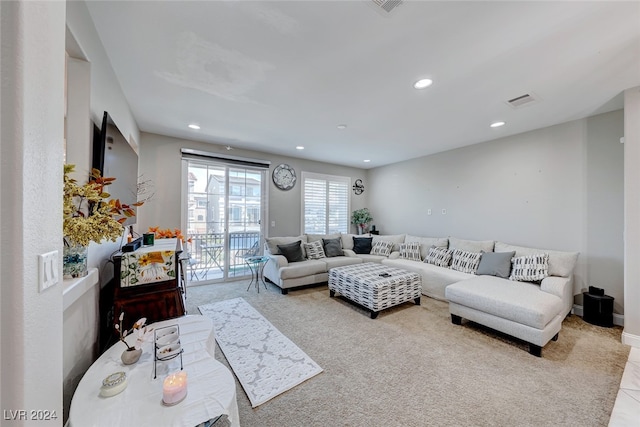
left=92, top=111, right=139, bottom=226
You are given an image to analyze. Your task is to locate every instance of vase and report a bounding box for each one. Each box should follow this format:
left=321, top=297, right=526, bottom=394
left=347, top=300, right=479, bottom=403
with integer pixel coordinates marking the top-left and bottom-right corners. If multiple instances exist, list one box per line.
left=121, top=348, right=142, bottom=365
left=63, top=240, right=88, bottom=279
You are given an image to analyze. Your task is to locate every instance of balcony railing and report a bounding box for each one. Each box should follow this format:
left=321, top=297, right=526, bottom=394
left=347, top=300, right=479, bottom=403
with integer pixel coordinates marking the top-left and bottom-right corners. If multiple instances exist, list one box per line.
left=184, top=231, right=261, bottom=282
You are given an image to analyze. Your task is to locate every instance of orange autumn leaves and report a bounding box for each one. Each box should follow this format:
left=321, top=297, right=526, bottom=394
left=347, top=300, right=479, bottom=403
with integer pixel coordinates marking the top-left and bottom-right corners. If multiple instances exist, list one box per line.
left=148, top=227, right=192, bottom=243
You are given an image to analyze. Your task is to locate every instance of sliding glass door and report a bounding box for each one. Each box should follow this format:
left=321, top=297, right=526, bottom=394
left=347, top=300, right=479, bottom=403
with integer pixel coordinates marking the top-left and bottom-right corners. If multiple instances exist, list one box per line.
left=183, top=159, right=266, bottom=284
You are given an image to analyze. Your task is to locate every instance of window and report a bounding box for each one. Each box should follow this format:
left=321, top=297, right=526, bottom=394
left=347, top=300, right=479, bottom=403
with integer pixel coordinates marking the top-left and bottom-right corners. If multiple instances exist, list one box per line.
left=302, top=172, right=350, bottom=234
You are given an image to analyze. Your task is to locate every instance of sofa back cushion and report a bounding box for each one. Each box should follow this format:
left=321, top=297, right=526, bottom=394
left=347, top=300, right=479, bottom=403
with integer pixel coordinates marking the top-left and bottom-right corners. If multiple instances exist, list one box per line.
left=476, top=251, right=515, bottom=278
left=307, top=233, right=341, bottom=243
left=266, top=235, right=308, bottom=257
left=277, top=240, right=306, bottom=263
left=373, top=234, right=406, bottom=252
left=323, top=238, right=344, bottom=257
left=353, top=237, right=373, bottom=254
left=405, top=235, right=448, bottom=260
left=494, top=241, right=578, bottom=277
left=449, top=237, right=495, bottom=253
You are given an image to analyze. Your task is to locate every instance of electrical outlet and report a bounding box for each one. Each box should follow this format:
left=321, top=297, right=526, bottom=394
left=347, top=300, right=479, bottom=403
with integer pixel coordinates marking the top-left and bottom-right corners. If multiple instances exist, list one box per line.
left=271, top=221, right=276, bottom=227
left=442, top=208, right=447, bottom=215
left=427, top=209, right=432, bottom=215
left=39, top=250, right=59, bottom=292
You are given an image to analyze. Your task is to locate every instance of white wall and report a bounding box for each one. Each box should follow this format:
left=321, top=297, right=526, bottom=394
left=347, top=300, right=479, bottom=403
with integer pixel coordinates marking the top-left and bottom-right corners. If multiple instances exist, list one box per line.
left=368, top=110, right=624, bottom=312
left=63, top=1, right=141, bottom=421
left=624, top=87, right=640, bottom=347
left=138, top=132, right=369, bottom=238
left=0, top=1, right=66, bottom=423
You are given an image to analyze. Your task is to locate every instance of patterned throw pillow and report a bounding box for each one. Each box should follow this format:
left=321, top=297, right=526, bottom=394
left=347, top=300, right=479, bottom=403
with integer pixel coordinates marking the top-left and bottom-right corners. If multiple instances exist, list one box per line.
left=370, top=240, right=394, bottom=257
left=509, top=253, right=549, bottom=282
left=399, top=242, right=422, bottom=261
left=450, top=249, right=482, bottom=274
left=424, top=246, right=452, bottom=267
left=303, top=240, right=326, bottom=260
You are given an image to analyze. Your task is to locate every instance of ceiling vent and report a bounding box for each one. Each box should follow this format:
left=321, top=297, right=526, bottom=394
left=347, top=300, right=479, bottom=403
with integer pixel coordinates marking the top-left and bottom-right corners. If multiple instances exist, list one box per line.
left=368, top=0, right=404, bottom=16
left=506, top=93, right=539, bottom=108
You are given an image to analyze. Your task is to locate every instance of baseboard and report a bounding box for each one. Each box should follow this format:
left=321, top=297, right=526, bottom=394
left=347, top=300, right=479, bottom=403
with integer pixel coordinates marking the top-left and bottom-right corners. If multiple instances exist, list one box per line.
left=622, top=332, right=640, bottom=348
left=571, top=304, right=624, bottom=327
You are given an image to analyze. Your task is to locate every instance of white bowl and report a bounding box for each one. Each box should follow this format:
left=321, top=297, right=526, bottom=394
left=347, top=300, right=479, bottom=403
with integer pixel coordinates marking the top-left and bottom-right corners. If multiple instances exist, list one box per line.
left=156, top=332, right=179, bottom=347
left=156, top=326, right=178, bottom=339
left=156, top=343, right=181, bottom=359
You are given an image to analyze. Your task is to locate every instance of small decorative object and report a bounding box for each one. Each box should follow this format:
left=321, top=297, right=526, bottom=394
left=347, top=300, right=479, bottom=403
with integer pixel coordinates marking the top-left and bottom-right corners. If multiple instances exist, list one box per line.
left=63, top=164, right=143, bottom=278
left=63, top=241, right=88, bottom=278
left=162, top=371, right=188, bottom=406
left=352, top=179, right=365, bottom=195
left=114, top=312, right=151, bottom=365
left=142, top=232, right=155, bottom=246
left=100, top=372, right=128, bottom=397
left=272, top=163, right=297, bottom=191
left=351, top=208, right=373, bottom=235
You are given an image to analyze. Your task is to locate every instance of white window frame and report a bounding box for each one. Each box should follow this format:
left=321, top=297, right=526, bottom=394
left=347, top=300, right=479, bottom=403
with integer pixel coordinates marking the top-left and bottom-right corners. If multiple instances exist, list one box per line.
left=301, top=171, right=351, bottom=235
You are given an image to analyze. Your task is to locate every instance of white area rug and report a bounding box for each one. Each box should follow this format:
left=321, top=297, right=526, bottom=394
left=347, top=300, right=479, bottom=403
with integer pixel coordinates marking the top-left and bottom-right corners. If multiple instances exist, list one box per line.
left=199, top=297, right=323, bottom=407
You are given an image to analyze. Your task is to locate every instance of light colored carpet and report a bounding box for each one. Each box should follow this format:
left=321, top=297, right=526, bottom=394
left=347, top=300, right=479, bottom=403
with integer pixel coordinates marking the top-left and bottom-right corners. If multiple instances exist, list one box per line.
left=186, top=280, right=629, bottom=427
left=198, top=297, right=323, bottom=407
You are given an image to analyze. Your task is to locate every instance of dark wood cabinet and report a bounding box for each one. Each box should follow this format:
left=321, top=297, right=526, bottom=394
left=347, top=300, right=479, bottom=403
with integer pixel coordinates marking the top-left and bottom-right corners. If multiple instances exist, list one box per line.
left=112, top=238, right=185, bottom=331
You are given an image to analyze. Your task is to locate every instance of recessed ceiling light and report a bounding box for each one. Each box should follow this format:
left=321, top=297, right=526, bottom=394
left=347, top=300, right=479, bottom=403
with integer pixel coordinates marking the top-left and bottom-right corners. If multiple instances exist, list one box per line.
left=188, top=124, right=200, bottom=130
left=337, top=124, right=347, bottom=130
left=363, top=159, right=371, bottom=163
left=413, top=78, right=433, bottom=89
left=296, top=146, right=304, bottom=150
left=490, top=121, right=506, bottom=128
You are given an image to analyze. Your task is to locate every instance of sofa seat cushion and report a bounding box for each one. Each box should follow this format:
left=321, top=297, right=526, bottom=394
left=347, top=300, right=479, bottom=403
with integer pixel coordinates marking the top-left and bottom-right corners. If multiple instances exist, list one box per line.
left=356, top=254, right=388, bottom=263
left=279, top=260, right=327, bottom=280
left=445, top=276, right=563, bottom=330
left=322, top=256, right=363, bottom=269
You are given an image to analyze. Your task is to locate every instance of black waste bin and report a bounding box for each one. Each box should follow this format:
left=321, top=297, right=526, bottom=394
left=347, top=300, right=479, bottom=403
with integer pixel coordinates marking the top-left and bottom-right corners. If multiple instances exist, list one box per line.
left=583, top=291, right=614, bottom=327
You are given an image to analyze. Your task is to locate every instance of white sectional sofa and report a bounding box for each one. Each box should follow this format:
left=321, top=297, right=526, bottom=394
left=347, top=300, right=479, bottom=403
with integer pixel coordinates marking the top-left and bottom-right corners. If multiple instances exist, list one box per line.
left=263, top=232, right=578, bottom=356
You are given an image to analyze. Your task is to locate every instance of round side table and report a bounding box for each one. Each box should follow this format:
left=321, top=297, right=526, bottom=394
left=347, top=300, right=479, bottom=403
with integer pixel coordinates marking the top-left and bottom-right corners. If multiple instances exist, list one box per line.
left=245, top=256, right=270, bottom=292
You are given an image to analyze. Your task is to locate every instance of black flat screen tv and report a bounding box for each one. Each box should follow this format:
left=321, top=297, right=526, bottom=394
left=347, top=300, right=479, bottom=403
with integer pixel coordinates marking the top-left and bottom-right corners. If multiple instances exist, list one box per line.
left=92, top=111, right=139, bottom=226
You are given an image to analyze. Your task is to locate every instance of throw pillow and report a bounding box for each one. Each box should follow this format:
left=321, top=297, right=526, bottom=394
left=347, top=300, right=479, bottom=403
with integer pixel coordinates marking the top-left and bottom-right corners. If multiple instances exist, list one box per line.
left=322, top=238, right=344, bottom=257
left=450, top=249, right=482, bottom=274
left=476, top=251, right=515, bottom=278
left=509, top=253, right=549, bottom=282
left=303, top=240, right=326, bottom=260
left=371, top=240, right=394, bottom=256
left=424, top=246, right=452, bottom=267
left=399, top=242, right=422, bottom=261
left=352, top=237, right=373, bottom=254
left=277, top=240, right=305, bottom=263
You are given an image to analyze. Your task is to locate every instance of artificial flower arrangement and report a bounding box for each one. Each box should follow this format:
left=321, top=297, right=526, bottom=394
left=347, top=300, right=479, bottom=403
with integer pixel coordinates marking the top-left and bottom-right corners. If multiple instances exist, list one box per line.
left=114, top=312, right=152, bottom=351
left=147, top=226, right=192, bottom=243
left=63, top=164, right=143, bottom=246
left=351, top=208, right=374, bottom=233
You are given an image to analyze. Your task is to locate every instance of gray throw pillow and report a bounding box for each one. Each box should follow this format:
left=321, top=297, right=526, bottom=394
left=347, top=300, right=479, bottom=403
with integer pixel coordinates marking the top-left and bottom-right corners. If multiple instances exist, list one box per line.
left=476, top=251, right=515, bottom=278
left=277, top=240, right=305, bottom=263
left=322, top=238, right=344, bottom=257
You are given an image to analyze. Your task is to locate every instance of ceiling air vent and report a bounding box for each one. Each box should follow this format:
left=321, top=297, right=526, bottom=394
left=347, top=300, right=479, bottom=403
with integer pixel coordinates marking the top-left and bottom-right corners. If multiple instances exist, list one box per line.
left=506, top=93, right=539, bottom=108
left=369, top=0, right=404, bottom=16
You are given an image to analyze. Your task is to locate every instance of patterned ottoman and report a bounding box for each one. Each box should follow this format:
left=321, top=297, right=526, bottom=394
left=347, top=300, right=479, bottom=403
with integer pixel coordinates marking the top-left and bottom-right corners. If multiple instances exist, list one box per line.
left=328, top=262, right=422, bottom=319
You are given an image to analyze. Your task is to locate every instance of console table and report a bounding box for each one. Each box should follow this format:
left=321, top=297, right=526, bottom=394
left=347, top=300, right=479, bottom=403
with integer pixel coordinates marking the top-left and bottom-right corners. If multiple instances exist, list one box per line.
left=69, top=316, right=240, bottom=427
left=113, top=238, right=186, bottom=331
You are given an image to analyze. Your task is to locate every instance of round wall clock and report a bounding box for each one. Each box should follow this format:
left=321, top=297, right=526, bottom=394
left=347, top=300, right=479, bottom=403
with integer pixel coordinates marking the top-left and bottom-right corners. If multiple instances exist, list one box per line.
left=272, top=163, right=297, bottom=191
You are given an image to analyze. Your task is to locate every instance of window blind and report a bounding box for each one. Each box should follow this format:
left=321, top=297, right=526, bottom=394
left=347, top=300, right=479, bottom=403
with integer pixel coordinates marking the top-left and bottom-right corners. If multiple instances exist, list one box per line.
left=302, top=172, right=350, bottom=234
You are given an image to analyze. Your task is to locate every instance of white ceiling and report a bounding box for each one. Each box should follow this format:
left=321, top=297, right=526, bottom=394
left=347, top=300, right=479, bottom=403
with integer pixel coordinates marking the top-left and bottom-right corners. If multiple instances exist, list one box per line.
left=86, top=1, right=640, bottom=169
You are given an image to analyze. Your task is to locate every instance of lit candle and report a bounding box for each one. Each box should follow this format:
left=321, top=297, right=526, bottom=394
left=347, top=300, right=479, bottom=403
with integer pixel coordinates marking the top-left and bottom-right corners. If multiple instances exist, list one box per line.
left=162, top=371, right=187, bottom=405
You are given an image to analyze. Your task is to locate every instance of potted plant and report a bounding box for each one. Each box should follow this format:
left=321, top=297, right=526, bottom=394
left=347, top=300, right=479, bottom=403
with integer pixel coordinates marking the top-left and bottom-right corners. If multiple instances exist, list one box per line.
left=114, top=313, right=150, bottom=365
left=351, top=208, right=373, bottom=234
left=63, top=164, right=142, bottom=278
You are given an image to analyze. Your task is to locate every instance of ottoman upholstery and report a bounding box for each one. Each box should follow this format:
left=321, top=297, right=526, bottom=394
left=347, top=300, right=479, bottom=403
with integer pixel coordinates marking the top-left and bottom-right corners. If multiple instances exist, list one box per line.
left=328, top=262, right=422, bottom=318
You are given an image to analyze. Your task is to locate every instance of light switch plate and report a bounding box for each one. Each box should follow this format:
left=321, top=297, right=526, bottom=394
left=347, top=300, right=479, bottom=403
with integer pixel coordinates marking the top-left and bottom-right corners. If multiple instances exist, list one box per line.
left=39, top=250, right=59, bottom=292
